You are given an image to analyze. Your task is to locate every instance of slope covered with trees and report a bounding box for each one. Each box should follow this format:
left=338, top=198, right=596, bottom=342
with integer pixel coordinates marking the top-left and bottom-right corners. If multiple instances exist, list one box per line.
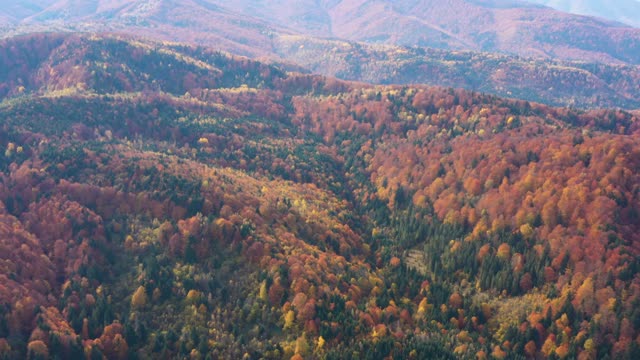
left=275, top=35, right=640, bottom=109
left=3, top=1, right=640, bottom=111
left=0, top=33, right=639, bottom=359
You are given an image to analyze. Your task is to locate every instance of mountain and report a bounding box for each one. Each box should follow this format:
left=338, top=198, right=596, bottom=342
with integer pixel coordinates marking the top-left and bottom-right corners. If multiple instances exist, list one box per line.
left=214, top=0, right=640, bottom=64
left=526, top=0, right=640, bottom=28
left=1, top=0, right=290, bottom=57
left=0, top=32, right=639, bottom=359
left=3, top=0, right=640, bottom=64
left=274, top=35, right=640, bottom=109
left=4, top=29, right=640, bottom=110
left=0, top=0, right=56, bottom=22
left=2, top=0, right=640, bottom=110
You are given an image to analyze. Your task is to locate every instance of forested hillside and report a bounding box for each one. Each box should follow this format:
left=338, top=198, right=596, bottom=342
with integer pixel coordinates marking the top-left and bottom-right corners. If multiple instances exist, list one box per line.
left=274, top=35, right=640, bottom=109
left=4, top=1, right=640, bottom=110
left=0, top=33, right=639, bottom=359
left=162, top=0, right=640, bottom=64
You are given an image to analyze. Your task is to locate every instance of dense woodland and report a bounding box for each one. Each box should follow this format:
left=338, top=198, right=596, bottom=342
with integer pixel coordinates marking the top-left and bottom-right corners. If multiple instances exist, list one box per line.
left=4, top=1, right=640, bottom=112
left=0, top=33, right=639, bottom=359
left=275, top=35, right=640, bottom=110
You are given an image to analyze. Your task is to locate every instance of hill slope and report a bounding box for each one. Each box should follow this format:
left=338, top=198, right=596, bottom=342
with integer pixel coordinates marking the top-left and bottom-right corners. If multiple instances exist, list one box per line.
left=274, top=35, right=640, bottom=109
left=3, top=1, right=640, bottom=110
left=1, top=0, right=288, bottom=58
left=215, top=0, right=640, bottom=64
left=0, top=33, right=639, bottom=359
left=3, top=0, right=640, bottom=64
left=0, top=0, right=56, bottom=21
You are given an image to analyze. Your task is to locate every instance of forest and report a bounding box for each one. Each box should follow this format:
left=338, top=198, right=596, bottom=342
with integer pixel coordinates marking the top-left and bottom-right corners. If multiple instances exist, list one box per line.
left=274, top=35, right=640, bottom=110
left=0, top=33, right=639, bottom=359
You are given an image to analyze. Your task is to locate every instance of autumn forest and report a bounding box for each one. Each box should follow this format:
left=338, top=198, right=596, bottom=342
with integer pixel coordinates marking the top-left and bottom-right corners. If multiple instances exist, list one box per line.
left=0, top=33, right=639, bottom=359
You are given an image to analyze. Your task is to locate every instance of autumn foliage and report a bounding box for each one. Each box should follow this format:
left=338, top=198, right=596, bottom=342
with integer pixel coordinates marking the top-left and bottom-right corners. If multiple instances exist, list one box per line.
left=0, top=33, right=638, bottom=359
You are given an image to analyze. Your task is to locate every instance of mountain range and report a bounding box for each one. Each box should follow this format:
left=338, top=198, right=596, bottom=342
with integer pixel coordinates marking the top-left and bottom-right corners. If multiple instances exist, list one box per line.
left=273, top=35, right=640, bottom=109
left=218, top=0, right=640, bottom=63
left=3, top=0, right=640, bottom=64
left=2, top=0, right=640, bottom=110
left=0, top=0, right=290, bottom=57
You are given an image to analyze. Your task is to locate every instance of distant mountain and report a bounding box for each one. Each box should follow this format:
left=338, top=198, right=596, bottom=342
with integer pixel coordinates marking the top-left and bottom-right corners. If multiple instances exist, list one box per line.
left=274, top=35, right=640, bottom=109
left=1, top=0, right=290, bottom=57
left=0, top=0, right=56, bottom=21
left=2, top=1, right=640, bottom=109
left=526, top=0, right=640, bottom=28
left=215, top=0, right=640, bottom=64
left=3, top=0, right=640, bottom=65
left=0, top=32, right=297, bottom=102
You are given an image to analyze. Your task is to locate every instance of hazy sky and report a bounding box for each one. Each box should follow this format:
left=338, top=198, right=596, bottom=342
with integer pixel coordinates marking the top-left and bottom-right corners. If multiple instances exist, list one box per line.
left=525, top=0, right=640, bottom=28
left=1, top=0, right=639, bottom=28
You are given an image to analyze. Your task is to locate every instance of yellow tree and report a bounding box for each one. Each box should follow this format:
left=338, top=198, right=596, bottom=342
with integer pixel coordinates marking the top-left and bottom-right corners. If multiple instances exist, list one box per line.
left=131, top=286, right=148, bottom=309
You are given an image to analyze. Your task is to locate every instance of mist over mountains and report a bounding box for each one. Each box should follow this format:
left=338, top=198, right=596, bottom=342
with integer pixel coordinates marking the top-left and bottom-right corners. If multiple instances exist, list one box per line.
left=526, top=0, right=640, bottom=28
left=3, top=0, right=640, bottom=63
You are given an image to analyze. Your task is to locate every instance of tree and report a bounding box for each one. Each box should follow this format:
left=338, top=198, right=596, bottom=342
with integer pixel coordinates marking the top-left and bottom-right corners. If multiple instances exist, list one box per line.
left=497, top=243, right=511, bottom=260
left=27, top=340, right=49, bottom=360
left=259, top=280, right=268, bottom=302
left=131, top=286, right=148, bottom=309
left=284, top=310, right=296, bottom=330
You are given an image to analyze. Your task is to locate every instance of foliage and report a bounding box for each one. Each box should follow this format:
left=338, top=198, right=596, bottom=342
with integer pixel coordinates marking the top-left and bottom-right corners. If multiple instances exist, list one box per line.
left=0, top=34, right=638, bottom=359
left=276, top=35, right=640, bottom=109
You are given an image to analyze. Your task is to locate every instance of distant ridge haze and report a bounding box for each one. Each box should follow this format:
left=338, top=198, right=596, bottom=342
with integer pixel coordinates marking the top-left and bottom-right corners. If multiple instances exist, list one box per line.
left=526, top=0, right=640, bottom=28
left=2, top=0, right=640, bottom=64
left=215, top=0, right=640, bottom=64
left=2, top=0, right=640, bottom=110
